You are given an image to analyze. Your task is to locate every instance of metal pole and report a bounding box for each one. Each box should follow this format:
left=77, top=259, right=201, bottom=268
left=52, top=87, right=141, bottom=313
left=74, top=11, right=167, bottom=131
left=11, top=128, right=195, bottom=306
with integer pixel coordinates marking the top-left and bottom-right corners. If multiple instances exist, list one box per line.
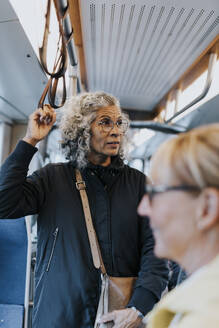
left=58, top=0, right=78, bottom=67
left=165, top=52, right=217, bottom=123
left=173, top=88, right=181, bottom=115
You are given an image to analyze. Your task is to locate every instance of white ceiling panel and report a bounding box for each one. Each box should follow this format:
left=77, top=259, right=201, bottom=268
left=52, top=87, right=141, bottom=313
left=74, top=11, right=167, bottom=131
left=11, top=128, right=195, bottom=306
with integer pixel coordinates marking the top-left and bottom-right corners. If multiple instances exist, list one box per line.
left=80, top=0, right=219, bottom=111
left=0, top=0, right=48, bottom=122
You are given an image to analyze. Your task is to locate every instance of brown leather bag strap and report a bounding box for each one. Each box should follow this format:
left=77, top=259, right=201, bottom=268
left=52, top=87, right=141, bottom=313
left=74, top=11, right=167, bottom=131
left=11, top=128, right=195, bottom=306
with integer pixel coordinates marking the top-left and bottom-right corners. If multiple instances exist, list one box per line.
left=75, top=169, right=107, bottom=274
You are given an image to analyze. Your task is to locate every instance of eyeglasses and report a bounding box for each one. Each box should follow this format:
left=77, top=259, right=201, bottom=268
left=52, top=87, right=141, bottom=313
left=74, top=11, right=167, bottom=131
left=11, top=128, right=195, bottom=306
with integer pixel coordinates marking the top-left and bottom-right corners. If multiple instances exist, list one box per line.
left=97, top=118, right=129, bottom=134
left=145, top=184, right=201, bottom=203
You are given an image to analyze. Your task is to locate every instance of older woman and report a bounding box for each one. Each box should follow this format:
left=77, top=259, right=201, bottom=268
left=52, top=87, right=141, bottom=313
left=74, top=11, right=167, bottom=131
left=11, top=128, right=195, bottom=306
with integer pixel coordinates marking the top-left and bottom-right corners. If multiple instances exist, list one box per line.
left=0, top=92, right=168, bottom=328
left=138, top=123, right=219, bottom=328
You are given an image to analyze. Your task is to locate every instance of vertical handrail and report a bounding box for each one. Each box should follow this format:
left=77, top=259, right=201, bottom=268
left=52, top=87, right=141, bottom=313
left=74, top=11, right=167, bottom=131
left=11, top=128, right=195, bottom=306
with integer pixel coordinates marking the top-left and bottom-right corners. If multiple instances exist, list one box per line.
left=58, top=0, right=78, bottom=66
left=24, top=216, right=32, bottom=328
left=58, top=0, right=81, bottom=93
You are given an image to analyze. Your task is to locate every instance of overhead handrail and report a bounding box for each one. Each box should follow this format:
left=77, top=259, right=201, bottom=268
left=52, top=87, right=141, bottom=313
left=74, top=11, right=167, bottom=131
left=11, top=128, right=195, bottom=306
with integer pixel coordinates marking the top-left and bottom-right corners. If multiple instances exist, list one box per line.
left=165, top=51, right=217, bottom=123
left=129, top=51, right=217, bottom=134
left=130, top=121, right=186, bottom=134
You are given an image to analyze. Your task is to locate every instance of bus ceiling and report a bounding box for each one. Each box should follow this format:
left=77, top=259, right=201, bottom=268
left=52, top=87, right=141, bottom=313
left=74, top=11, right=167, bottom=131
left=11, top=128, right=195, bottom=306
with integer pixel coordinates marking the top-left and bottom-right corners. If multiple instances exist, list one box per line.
left=0, top=0, right=218, bottom=125
left=70, top=0, right=219, bottom=120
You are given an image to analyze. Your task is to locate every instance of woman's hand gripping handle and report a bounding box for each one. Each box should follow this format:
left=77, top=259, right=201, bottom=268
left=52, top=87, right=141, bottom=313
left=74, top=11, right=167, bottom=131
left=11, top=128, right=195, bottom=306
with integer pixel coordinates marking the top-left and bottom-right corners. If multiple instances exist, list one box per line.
left=23, top=105, right=56, bottom=147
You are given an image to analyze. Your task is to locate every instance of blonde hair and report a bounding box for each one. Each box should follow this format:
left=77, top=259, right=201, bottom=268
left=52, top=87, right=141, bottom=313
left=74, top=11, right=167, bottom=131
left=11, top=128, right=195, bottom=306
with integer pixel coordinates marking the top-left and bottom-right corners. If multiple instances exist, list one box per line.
left=59, top=91, right=129, bottom=168
left=151, top=123, right=219, bottom=188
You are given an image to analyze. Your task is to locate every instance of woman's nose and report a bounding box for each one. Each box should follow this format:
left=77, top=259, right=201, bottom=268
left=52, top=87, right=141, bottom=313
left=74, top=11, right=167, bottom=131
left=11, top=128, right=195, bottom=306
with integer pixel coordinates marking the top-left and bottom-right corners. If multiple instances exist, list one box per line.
left=109, top=123, right=120, bottom=135
left=138, top=195, right=151, bottom=217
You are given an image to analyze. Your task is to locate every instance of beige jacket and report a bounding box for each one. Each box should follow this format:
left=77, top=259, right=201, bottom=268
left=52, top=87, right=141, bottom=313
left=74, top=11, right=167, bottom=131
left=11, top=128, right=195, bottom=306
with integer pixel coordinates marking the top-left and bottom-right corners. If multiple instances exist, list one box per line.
left=145, top=254, right=219, bottom=328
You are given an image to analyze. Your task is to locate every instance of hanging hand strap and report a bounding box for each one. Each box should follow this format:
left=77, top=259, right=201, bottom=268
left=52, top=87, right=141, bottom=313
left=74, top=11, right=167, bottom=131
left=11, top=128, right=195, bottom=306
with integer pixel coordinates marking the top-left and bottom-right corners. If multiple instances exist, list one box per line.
left=75, top=169, right=107, bottom=274
left=38, top=0, right=68, bottom=109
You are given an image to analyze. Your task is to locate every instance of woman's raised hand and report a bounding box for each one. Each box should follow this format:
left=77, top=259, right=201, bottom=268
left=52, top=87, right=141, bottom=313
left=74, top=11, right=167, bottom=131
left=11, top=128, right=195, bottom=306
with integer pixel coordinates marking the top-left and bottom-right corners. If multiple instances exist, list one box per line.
left=23, top=105, right=56, bottom=146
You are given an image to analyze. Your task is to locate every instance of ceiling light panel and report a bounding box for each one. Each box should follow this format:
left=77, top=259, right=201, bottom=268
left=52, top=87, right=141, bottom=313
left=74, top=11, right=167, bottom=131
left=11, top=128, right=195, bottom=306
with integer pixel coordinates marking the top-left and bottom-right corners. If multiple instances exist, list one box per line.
left=80, top=0, right=219, bottom=111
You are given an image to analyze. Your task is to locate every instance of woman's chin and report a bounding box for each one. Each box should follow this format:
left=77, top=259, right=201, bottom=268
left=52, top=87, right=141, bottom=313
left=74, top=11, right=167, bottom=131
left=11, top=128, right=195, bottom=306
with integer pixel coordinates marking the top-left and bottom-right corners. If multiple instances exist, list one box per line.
left=105, top=149, right=119, bottom=156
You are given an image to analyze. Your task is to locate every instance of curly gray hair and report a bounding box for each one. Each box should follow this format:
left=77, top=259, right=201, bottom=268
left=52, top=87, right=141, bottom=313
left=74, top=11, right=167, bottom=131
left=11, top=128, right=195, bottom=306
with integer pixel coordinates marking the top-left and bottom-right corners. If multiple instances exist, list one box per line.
left=59, top=91, right=129, bottom=168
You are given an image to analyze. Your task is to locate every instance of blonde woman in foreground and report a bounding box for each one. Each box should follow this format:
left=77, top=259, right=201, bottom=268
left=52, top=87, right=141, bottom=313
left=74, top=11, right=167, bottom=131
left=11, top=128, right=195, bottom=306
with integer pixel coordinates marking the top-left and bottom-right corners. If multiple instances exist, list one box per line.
left=138, top=124, right=219, bottom=328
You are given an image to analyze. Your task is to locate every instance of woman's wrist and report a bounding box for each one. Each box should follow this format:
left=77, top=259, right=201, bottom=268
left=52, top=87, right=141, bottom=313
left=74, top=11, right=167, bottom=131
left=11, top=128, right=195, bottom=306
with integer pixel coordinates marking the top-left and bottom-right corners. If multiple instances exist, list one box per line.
left=130, top=306, right=144, bottom=318
left=22, top=136, right=38, bottom=147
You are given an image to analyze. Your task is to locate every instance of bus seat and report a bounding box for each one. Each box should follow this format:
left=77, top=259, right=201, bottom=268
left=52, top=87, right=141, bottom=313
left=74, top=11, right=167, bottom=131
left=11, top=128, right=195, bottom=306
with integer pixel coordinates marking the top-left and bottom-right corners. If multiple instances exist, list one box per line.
left=0, top=304, right=24, bottom=327
left=0, top=218, right=32, bottom=328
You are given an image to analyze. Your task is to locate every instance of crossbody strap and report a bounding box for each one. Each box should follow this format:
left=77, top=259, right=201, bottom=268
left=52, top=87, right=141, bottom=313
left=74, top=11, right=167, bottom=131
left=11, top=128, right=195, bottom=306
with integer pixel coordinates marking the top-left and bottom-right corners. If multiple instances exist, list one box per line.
left=75, top=169, right=106, bottom=274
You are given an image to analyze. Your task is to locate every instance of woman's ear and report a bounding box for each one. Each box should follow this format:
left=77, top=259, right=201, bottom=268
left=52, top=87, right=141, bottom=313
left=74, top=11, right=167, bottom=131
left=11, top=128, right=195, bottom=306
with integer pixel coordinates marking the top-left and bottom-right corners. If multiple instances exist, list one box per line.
left=196, top=188, right=219, bottom=231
